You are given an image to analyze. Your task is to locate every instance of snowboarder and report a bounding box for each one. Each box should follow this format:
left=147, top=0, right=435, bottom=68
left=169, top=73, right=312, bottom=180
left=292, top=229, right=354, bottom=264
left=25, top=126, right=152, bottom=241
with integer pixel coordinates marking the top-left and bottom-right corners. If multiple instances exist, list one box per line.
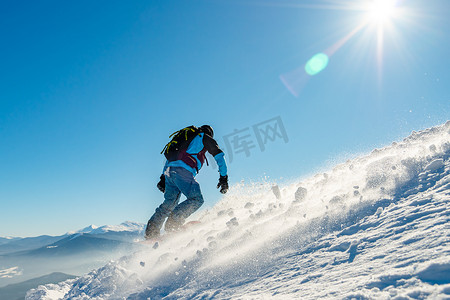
left=145, top=125, right=228, bottom=239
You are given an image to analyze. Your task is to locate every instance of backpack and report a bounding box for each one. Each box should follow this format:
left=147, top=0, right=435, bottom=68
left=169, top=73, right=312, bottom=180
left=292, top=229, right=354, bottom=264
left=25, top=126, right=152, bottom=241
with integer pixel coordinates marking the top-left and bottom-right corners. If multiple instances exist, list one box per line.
left=161, top=126, right=201, bottom=162
left=161, top=126, right=210, bottom=172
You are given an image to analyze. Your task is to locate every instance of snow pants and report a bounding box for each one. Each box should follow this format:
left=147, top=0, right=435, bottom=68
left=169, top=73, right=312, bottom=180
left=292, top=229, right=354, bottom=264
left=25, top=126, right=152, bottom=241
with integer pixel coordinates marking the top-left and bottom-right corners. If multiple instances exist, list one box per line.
left=146, top=167, right=204, bottom=237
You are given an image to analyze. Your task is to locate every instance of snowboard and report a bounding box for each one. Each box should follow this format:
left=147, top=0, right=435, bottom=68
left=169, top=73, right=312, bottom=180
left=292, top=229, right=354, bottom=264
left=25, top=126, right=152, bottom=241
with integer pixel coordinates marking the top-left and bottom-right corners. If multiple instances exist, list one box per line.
left=139, top=220, right=201, bottom=245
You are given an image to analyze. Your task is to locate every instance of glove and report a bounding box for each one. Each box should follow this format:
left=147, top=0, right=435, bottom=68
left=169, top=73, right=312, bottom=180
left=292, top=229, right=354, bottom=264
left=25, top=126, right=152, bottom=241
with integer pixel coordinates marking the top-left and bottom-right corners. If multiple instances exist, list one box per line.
left=217, top=175, right=228, bottom=194
left=157, top=175, right=165, bottom=193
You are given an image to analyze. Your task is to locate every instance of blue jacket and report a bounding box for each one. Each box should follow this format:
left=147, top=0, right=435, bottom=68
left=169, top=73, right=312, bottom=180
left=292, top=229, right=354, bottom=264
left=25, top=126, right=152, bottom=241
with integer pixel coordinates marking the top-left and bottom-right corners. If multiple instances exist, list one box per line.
left=163, top=133, right=227, bottom=177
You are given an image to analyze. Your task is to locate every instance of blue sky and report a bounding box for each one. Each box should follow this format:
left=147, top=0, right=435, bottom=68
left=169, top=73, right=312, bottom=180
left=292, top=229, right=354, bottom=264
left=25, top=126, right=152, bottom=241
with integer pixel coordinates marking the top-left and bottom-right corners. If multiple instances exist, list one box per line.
left=1, top=0, right=449, bottom=237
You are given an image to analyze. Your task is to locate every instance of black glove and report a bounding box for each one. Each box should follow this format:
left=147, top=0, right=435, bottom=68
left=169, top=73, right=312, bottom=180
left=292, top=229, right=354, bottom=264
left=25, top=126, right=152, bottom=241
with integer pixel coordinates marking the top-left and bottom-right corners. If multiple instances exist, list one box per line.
left=217, top=175, right=228, bottom=194
left=157, top=175, right=165, bottom=193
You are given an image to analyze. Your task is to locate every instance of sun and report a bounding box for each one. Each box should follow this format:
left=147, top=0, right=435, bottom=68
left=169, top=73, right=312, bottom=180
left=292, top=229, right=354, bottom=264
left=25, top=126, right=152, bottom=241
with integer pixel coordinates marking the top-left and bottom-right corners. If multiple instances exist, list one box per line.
left=366, top=0, right=398, bottom=24
left=280, top=0, right=413, bottom=96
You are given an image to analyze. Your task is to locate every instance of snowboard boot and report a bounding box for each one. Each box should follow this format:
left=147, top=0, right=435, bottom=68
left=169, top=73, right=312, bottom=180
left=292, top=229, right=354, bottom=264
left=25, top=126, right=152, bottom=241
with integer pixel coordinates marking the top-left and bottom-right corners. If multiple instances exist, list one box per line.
left=145, top=223, right=160, bottom=240
left=164, top=214, right=184, bottom=233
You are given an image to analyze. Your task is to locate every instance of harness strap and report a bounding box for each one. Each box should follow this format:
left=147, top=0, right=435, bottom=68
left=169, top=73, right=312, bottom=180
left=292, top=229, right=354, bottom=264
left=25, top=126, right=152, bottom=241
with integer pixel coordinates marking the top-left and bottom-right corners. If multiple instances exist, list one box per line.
left=161, top=127, right=196, bottom=154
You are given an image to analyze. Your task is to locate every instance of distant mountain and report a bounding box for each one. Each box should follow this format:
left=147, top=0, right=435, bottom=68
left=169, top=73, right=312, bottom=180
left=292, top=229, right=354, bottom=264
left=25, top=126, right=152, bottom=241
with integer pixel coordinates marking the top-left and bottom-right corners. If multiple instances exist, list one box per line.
left=69, top=221, right=144, bottom=235
left=0, top=221, right=145, bottom=256
left=0, top=237, right=21, bottom=246
left=21, top=233, right=134, bottom=257
left=0, top=272, right=75, bottom=300
left=0, top=235, right=66, bottom=255
left=0, top=222, right=145, bottom=288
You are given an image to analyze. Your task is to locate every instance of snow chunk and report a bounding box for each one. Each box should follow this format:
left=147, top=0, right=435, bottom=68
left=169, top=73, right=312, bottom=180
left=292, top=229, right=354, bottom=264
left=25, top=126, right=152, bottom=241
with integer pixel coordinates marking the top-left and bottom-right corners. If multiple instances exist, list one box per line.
left=425, top=159, right=444, bottom=172
left=375, top=207, right=383, bottom=216
left=416, top=261, right=450, bottom=284
left=244, top=202, right=255, bottom=209
left=271, top=185, right=281, bottom=199
left=294, top=186, right=307, bottom=202
left=329, top=241, right=351, bottom=252
left=226, top=217, right=239, bottom=228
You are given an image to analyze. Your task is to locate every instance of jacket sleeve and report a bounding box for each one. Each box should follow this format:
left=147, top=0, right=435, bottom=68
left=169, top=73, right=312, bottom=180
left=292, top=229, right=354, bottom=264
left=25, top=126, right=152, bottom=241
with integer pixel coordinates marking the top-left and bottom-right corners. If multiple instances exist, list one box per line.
left=203, top=134, right=228, bottom=177
left=162, top=160, right=169, bottom=175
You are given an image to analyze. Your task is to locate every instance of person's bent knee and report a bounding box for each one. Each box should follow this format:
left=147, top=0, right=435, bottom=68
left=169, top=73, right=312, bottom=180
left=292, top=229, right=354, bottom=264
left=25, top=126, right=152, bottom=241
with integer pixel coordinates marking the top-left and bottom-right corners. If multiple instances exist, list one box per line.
left=191, top=195, right=204, bottom=208
left=156, top=203, right=173, bottom=217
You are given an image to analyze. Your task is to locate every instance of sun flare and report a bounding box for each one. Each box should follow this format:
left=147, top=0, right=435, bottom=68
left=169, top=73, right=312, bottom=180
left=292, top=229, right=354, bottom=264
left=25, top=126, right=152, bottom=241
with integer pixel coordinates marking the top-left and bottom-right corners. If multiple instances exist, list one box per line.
left=281, top=0, right=413, bottom=96
left=366, top=0, right=397, bottom=24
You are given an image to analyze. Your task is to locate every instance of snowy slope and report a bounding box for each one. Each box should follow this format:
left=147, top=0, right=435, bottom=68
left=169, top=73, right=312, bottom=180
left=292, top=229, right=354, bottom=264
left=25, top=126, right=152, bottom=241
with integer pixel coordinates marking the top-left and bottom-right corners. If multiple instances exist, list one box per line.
left=27, top=121, right=450, bottom=300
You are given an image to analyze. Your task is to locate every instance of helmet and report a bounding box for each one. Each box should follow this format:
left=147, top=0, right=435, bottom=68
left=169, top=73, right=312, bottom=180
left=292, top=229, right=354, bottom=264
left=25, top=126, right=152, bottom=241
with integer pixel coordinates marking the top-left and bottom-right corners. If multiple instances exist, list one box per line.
left=200, top=125, right=214, bottom=137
